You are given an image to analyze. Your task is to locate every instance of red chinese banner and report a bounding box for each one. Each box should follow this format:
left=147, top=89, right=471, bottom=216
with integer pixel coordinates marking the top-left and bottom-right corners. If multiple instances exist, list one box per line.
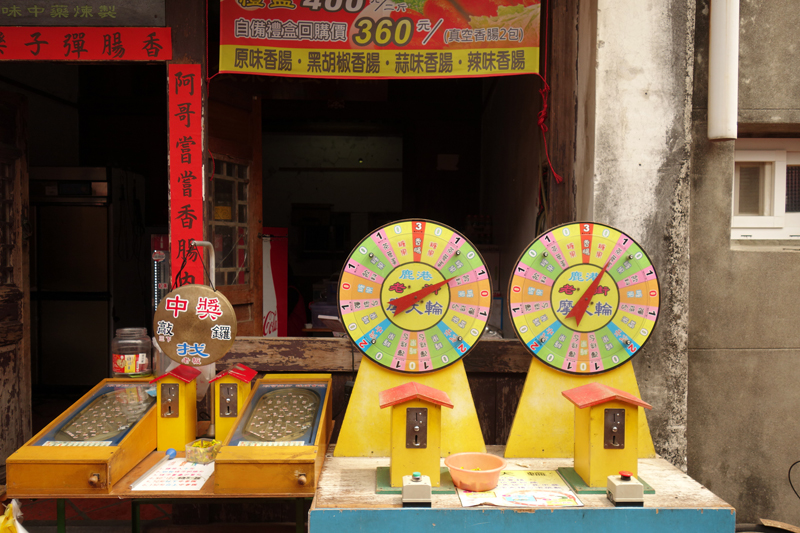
left=169, top=64, right=204, bottom=287
left=0, top=26, right=171, bottom=60
left=219, top=0, right=539, bottom=79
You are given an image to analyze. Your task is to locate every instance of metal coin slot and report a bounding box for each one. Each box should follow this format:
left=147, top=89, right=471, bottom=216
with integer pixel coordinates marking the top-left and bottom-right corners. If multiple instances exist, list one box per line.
left=604, top=408, right=625, bottom=449
left=406, top=407, right=427, bottom=448
left=161, top=384, right=179, bottom=418
left=220, top=383, right=238, bottom=418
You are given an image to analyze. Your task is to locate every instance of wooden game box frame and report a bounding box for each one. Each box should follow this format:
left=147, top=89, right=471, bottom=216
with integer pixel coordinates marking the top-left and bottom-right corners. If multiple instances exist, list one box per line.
left=6, top=378, right=157, bottom=496
left=214, top=373, right=333, bottom=496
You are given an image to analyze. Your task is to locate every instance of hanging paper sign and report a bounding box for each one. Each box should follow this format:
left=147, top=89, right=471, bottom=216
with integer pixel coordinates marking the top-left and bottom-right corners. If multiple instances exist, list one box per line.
left=0, top=26, right=171, bottom=60
left=168, top=63, right=204, bottom=286
left=153, top=284, right=238, bottom=367
left=219, top=0, right=540, bottom=79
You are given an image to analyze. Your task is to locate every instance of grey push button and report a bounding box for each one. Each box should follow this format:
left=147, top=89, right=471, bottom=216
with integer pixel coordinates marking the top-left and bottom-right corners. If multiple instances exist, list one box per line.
left=402, top=472, right=432, bottom=508
left=607, top=471, right=644, bottom=507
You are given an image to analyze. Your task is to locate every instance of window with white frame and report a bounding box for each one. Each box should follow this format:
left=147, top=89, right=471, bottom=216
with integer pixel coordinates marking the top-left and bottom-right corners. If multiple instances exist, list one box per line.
left=732, top=139, right=800, bottom=240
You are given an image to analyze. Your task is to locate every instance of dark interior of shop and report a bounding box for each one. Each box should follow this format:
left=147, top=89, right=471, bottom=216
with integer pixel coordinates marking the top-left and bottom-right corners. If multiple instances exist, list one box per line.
left=258, top=75, right=485, bottom=323
left=4, top=0, right=550, bottom=423
left=1, top=62, right=506, bottom=427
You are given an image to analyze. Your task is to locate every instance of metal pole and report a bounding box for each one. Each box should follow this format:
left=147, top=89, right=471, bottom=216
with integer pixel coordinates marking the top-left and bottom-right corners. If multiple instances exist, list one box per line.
left=190, top=240, right=216, bottom=438
left=56, top=499, right=66, bottom=533
left=191, top=240, right=215, bottom=287
left=131, top=500, right=141, bottom=533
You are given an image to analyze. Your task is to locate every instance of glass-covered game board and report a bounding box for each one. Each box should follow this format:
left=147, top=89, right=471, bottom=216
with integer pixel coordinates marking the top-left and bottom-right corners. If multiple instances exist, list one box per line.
left=34, top=382, right=155, bottom=447
left=227, top=383, right=329, bottom=447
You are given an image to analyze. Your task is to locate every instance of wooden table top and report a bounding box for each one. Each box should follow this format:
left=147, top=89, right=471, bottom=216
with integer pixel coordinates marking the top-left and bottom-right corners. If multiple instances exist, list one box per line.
left=313, top=445, right=734, bottom=510
left=7, top=443, right=734, bottom=510
left=9, top=451, right=311, bottom=500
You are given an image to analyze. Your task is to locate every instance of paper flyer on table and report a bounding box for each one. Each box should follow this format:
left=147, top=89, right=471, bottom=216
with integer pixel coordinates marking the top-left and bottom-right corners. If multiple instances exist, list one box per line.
left=455, top=470, right=584, bottom=508
left=130, top=459, right=214, bottom=491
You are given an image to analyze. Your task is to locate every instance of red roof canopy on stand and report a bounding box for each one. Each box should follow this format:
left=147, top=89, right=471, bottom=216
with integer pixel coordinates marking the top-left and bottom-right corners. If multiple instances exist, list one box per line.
left=150, top=364, right=202, bottom=384
left=209, top=363, right=258, bottom=384
left=561, top=382, right=653, bottom=410
left=379, top=382, right=454, bottom=409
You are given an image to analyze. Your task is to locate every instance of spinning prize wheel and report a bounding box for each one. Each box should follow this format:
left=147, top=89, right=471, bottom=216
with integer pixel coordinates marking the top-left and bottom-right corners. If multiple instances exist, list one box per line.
left=338, top=219, right=492, bottom=373
left=508, top=222, right=660, bottom=374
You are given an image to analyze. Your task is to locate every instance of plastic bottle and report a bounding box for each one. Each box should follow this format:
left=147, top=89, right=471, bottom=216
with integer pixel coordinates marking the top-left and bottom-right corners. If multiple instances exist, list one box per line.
left=111, top=328, right=152, bottom=378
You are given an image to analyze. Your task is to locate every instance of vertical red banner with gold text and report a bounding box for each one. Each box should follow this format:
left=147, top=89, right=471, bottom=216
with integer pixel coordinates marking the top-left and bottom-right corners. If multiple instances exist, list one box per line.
left=168, top=63, right=204, bottom=286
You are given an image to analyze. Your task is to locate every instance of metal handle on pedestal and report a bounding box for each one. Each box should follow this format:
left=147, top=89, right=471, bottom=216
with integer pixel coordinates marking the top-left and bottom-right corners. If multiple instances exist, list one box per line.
left=191, top=240, right=215, bottom=287
left=189, top=240, right=217, bottom=439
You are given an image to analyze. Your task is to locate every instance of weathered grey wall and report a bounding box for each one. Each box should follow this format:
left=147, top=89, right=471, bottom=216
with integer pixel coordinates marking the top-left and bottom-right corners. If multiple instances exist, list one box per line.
left=589, top=0, right=696, bottom=469
left=738, top=0, right=800, bottom=127
left=688, top=0, right=800, bottom=525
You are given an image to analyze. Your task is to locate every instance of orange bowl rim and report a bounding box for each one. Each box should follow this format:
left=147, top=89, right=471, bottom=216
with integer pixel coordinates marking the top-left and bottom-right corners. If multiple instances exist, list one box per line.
left=444, top=452, right=508, bottom=474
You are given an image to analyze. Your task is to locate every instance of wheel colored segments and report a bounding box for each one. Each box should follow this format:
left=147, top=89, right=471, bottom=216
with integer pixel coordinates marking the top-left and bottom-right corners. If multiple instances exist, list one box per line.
left=508, top=222, right=660, bottom=375
left=339, top=219, right=492, bottom=374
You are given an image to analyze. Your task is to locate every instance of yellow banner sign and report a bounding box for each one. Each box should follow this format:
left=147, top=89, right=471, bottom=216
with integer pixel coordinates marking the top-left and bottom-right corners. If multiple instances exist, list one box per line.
left=220, top=0, right=540, bottom=79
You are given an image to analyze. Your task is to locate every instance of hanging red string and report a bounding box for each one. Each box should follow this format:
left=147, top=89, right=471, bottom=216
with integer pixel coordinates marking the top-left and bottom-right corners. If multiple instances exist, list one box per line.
left=535, top=82, right=563, bottom=184
left=534, top=0, right=563, bottom=184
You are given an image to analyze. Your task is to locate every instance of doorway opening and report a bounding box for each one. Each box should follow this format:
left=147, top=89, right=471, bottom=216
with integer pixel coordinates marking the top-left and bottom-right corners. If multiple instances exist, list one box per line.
left=0, top=62, right=168, bottom=412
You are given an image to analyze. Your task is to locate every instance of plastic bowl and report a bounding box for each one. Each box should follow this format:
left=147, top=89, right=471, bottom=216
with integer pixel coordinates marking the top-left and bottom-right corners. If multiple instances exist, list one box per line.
left=445, top=452, right=507, bottom=492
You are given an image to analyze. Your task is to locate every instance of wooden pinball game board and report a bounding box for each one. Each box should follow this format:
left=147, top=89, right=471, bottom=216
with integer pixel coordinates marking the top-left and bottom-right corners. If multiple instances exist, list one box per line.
left=241, top=387, right=321, bottom=444
left=54, top=387, right=154, bottom=443
left=214, top=374, right=333, bottom=495
left=6, top=379, right=157, bottom=496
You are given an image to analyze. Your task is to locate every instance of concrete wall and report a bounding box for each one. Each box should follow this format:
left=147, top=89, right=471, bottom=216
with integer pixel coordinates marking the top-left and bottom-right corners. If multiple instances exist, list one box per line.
left=687, top=0, right=800, bottom=525
left=481, top=0, right=697, bottom=474
left=589, top=0, right=696, bottom=469
left=738, top=0, right=800, bottom=127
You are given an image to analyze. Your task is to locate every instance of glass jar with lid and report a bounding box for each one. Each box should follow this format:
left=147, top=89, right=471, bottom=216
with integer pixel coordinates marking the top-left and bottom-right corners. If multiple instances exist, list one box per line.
left=111, top=328, right=152, bottom=378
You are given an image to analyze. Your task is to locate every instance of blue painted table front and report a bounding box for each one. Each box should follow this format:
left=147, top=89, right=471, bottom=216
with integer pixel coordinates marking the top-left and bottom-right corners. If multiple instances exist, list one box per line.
left=310, top=446, right=735, bottom=533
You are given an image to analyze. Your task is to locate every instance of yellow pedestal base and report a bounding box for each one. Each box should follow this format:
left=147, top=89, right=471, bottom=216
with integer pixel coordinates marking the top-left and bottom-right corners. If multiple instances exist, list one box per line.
left=504, top=362, right=656, bottom=458
left=156, top=378, right=197, bottom=452
left=389, top=399, right=443, bottom=487
left=574, top=400, right=641, bottom=487
left=334, top=358, right=485, bottom=457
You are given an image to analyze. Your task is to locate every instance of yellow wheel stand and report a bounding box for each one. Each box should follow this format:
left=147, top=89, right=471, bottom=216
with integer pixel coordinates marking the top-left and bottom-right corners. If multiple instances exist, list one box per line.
left=504, top=360, right=656, bottom=458
left=335, top=358, right=485, bottom=457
